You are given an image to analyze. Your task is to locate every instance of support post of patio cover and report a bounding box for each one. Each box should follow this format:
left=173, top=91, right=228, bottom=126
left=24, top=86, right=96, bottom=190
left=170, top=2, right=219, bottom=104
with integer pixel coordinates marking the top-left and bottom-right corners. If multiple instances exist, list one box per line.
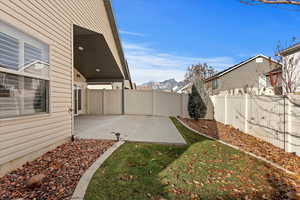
left=122, top=79, right=125, bottom=115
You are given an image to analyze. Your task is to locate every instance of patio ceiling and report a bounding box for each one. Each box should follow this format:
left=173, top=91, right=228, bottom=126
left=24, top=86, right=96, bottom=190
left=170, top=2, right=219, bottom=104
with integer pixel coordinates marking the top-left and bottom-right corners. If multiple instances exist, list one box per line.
left=73, top=25, right=125, bottom=83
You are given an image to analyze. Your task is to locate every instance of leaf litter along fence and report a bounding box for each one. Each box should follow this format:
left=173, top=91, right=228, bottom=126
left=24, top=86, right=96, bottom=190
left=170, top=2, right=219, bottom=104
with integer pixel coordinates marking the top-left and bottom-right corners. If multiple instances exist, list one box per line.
left=211, top=94, right=300, bottom=156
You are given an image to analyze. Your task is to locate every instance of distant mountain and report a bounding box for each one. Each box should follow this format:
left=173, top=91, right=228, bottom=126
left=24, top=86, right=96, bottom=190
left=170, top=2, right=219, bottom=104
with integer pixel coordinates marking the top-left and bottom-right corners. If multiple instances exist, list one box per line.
left=138, top=79, right=186, bottom=92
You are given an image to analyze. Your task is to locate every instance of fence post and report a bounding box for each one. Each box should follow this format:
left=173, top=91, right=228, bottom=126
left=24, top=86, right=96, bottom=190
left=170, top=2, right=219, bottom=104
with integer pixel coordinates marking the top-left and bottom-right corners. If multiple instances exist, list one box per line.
left=210, top=96, right=215, bottom=120
left=180, top=94, right=183, bottom=117
left=102, top=90, right=106, bottom=115
left=152, top=90, right=155, bottom=116
left=287, top=96, right=292, bottom=153
left=224, top=94, right=228, bottom=124
left=244, top=94, right=249, bottom=134
left=122, top=80, right=125, bottom=115
left=86, top=89, right=90, bottom=115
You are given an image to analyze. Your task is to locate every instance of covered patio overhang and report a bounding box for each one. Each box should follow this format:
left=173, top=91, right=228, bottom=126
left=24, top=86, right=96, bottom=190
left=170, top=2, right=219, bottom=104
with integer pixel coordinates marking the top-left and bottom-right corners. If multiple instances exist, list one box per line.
left=73, top=25, right=130, bottom=85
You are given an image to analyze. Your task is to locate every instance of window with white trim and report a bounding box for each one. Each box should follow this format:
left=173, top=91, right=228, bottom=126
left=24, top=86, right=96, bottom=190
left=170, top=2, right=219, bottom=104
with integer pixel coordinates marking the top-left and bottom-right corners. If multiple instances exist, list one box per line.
left=212, top=79, right=218, bottom=89
left=0, top=21, right=49, bottom=119
left=0, top=32, right=19, bottom=70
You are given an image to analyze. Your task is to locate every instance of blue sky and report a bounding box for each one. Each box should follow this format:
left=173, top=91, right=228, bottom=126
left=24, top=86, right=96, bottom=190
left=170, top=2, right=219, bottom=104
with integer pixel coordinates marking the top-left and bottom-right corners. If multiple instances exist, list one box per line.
left=112, top=0, right=300, bottom=84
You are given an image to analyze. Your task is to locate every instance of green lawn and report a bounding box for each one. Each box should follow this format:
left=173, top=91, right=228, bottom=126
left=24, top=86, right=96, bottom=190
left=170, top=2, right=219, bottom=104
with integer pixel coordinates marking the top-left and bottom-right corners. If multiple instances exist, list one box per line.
left=84, top=117, right=295, bottom=200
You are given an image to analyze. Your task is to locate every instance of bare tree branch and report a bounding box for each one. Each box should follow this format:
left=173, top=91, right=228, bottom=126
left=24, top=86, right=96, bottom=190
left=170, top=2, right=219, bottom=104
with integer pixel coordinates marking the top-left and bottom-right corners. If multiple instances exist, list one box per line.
left=241, top=0, right=300, bottom=6
left=184, top=63, right=217, bottom=84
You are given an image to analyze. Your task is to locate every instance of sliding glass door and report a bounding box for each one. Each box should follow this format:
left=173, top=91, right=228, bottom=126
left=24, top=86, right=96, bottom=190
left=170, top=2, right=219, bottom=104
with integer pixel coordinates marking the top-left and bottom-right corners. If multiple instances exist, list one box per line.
left=73, top=85, right=82, bottom=116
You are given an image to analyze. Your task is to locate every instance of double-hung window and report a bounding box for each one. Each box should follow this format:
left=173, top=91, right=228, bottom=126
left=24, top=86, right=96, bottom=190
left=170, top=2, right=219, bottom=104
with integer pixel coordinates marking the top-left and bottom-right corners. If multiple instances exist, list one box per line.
left=0, top=21, right=50, bottom=119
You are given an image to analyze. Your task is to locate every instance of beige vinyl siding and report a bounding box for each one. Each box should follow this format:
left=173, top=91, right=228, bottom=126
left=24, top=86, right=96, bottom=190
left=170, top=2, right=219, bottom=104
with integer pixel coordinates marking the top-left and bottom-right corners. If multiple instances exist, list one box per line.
left=208, top=57, right=280, bottom=94
left=0, top=0, right=123, bottom=169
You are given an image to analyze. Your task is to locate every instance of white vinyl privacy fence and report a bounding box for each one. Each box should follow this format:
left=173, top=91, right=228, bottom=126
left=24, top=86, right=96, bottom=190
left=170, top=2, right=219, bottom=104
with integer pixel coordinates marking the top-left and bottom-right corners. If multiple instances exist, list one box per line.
left=211, top=95, right=300, bottom=156
left=87, top=89, right=190, bottom=118
left=87, top=89, right=122, bottom=115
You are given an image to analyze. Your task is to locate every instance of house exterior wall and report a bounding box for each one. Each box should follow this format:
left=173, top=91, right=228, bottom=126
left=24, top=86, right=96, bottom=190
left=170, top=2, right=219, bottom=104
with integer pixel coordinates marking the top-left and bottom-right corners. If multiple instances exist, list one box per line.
left=282, top=51, right=300, bottom=93
left=0, top=0, right=123, bottom=176
left=111, top=80, right=131, bottom=90
left=206, top=56, right=280, bottom=95
left=112, top=82, right=122, bottom=90
left=266, top=73, right=282, bottom=88
left=124, top=80, right=132, bottom=89
left=205, top=81, right=213, bottom=95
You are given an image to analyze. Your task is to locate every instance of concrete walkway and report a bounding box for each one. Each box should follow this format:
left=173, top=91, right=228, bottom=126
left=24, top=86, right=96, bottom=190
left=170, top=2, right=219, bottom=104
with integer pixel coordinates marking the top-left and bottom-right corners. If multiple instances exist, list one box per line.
left=74, top=115, right=186, bottom=145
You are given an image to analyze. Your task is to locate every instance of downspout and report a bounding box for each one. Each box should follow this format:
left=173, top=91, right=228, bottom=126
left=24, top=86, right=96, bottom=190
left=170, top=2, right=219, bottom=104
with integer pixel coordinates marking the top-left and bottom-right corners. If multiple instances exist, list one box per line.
left=70, top=25, right=75, bottom=142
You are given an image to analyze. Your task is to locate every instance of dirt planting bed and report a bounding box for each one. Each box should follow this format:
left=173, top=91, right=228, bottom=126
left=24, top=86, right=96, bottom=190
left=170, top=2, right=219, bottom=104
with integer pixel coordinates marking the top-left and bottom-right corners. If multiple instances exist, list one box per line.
left=0, top=139, right=115, bottom=200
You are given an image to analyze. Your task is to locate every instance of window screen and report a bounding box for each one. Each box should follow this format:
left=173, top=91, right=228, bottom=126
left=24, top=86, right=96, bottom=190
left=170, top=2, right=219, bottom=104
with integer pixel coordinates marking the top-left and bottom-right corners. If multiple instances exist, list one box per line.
left=0, top=32, right=19, bottom=70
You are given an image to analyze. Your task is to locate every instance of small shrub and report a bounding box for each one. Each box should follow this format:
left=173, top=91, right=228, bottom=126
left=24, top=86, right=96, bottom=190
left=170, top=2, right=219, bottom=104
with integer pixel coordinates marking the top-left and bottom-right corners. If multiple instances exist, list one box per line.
left=188, top=84, right=207, bottom=120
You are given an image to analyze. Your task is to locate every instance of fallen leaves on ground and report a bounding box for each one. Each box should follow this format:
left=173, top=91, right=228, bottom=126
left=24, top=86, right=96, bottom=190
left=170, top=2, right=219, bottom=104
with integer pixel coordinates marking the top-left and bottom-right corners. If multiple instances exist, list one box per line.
left=0, top=139, right=115, bottom=200
left=180, top=117, right=300, bottom=175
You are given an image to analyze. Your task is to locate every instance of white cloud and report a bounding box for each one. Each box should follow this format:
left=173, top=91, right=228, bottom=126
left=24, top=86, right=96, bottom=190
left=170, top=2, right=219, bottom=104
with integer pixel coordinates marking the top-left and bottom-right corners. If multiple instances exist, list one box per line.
left=132, top=68, right=185, bottom=85
left=119, top=30, right=145, bottom=37
left=123, top=42, right=235, bottom=84
left=122, top=43, right=152, bottom=51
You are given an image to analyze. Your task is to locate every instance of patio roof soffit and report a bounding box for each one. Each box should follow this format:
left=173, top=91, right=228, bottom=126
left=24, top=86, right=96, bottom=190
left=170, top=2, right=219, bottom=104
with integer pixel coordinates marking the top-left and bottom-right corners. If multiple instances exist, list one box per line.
left=73, top=25, right=125, bottom=84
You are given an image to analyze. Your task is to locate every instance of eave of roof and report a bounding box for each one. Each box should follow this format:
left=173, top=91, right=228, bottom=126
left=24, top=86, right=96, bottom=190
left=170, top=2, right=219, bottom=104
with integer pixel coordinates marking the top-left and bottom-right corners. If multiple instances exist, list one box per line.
left=265, top=67, right=282, bottom=76
left=103, top=0, right=131, bottom=81
left=205, top=54, right=281, bottom=82
left=177, top=82, right=192, bottom=92
left=279, top=42, right=300, bottom=56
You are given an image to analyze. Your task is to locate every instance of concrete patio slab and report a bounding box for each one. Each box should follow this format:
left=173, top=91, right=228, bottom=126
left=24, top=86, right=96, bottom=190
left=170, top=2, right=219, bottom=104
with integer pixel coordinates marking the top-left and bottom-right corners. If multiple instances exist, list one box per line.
left=74, top=115, right=186, bottom=145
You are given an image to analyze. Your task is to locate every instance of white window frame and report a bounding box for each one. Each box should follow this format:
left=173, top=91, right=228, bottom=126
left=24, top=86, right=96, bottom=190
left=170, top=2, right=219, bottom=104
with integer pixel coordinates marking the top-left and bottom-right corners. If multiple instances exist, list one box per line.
left=212, top=79, right=219, bottom=90
left=0, top=21, right=49, bottom=69
left=0, top=20, right=51, bottom=120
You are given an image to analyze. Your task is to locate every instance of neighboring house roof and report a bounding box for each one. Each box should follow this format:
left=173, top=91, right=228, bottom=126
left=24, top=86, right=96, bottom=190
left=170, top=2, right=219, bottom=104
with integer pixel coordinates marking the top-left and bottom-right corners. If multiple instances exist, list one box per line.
left=176, top=82, right=192, bottom=93
left=205, top=54, right=281, bottom=82
left=279, top=42, right=300, bottom=56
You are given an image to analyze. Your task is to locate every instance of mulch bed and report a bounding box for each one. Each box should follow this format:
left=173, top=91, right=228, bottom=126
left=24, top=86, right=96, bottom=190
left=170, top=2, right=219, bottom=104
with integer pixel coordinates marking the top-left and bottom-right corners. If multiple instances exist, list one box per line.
left=0, top=139, right=115, bottom=200
left=179, top=117, right=300, bottom=175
